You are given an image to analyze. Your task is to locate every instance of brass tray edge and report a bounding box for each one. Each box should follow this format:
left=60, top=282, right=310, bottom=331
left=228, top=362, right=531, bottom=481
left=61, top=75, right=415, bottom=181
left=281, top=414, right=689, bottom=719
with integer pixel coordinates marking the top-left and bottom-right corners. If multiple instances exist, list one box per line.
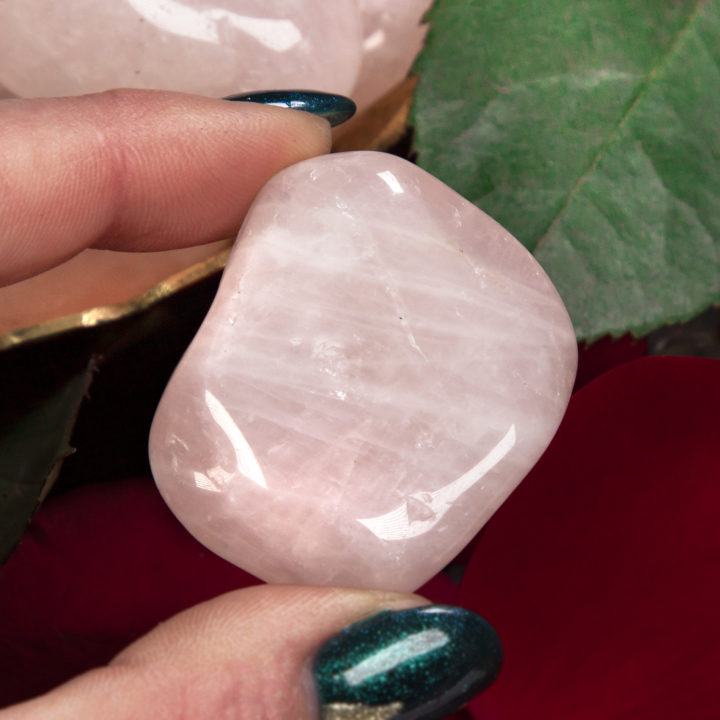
left=0, top=247, right=231, bottom=351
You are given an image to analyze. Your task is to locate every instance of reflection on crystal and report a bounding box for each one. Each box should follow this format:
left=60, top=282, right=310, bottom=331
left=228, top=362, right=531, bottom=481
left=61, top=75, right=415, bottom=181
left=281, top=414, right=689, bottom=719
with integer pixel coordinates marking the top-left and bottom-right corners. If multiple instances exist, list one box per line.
left=0, top=0, right=362, bottom=98
left=127, top=0, right=303, bottom=50
left=351, top=0, right=434, bottom=112
left=127, top=0, right=225, bottom=44
left=363, top=29, right=385, bottom=53
left=377, top=170, right=405, bottom=195
left=193, top=469, right=224, bottom=493
left=357, top=425, right=516, bottom=541
left=205, top=390, right=267, bottom=490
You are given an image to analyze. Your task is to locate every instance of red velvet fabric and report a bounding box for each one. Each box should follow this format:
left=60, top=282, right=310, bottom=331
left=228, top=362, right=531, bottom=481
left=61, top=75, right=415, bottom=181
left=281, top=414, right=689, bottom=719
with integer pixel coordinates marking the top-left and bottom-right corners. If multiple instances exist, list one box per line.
left=0, top=477, right=456, bottom=707
left=461, top=357, right=720, bottom=719
left=2, top=356, right=717, bottom=718
left=0, top=478, right=256, bottom=705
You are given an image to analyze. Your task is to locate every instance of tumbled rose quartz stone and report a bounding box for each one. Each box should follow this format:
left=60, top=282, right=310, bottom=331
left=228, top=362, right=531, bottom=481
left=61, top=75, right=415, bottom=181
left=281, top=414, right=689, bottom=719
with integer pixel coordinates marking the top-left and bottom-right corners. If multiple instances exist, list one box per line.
left=352, top=0, right=433, bottom=112
left=0, top=0, right=362, bottom=98
left=149, top=151, right=577, bottom=592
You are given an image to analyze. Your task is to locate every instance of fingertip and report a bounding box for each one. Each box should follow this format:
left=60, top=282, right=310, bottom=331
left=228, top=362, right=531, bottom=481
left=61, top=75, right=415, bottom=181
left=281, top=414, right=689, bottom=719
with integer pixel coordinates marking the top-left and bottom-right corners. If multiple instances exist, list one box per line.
left=109, top=585, right=427, bottom=720
left=88, top=89, right=334, bottom=252
left=214, top=92, right=333, bottom=170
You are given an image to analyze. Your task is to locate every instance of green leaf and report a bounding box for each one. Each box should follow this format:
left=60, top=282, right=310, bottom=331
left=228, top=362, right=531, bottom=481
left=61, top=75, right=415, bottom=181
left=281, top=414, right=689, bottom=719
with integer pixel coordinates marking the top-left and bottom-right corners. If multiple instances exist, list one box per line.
left=413, top=0, right=720, bottom=340
left=0, top=358, right=94, bottom=563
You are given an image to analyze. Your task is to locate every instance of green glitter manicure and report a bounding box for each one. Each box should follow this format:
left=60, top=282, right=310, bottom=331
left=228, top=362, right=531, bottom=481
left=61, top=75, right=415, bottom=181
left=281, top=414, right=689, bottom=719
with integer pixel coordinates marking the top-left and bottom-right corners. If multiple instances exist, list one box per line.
left=223, top=90, right=356, bottom=127
left=313, top=605, right=502, bottom=720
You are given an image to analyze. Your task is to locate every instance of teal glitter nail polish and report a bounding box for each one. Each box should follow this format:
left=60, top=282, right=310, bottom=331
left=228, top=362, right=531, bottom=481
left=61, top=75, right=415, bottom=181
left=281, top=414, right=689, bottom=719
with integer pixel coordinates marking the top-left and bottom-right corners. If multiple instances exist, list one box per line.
left=313, top=605, right=502, bottom=720
left=223, top=89, right=356, bottom=127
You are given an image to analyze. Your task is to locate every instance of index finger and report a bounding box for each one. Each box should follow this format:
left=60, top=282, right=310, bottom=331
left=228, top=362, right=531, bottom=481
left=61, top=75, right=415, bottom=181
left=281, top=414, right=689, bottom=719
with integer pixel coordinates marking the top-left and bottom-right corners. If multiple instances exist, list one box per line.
left=0, top=89, right=331, bottom=286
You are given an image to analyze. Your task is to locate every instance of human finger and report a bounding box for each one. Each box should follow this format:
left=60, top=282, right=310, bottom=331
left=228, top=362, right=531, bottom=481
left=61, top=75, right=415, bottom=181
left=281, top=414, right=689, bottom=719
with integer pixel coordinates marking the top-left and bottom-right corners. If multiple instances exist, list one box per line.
left=1, top=584, right=501, bottom=720
left=0, top=89, right=332, bottom=285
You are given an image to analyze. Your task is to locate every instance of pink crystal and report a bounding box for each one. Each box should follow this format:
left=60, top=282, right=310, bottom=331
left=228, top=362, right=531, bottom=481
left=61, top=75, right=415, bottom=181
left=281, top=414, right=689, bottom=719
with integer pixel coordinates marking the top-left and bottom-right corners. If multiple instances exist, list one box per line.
left=149, top=151, right=577, bottom=591
left=352, top=0, right=433, bottom=112
left=0, top=0, right=362, bottom=98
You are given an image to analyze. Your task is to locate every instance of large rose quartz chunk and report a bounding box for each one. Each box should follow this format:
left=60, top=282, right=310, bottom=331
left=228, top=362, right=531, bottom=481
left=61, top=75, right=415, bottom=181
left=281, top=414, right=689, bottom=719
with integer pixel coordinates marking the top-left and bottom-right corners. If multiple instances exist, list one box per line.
left=0, top=0, right=362, bottom=98
left=352, top=0, right=433, bottom=112
left=149, top=152, right=577, bottom=591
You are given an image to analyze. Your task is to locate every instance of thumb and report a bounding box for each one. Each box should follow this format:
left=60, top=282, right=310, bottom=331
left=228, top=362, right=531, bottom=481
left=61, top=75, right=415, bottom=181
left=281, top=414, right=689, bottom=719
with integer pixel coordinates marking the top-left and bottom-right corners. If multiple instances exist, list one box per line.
left=0, top=89, right=331, bottom=285
left=2, top=585, right=501, bottom=720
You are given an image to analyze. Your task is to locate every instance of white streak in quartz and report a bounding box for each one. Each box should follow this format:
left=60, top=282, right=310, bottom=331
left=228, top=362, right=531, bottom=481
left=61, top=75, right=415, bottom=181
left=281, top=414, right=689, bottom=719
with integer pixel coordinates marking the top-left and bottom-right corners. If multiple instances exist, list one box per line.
left=149, top=152, right=577, bottom=591
left=358, top=424, right=516, bottom=541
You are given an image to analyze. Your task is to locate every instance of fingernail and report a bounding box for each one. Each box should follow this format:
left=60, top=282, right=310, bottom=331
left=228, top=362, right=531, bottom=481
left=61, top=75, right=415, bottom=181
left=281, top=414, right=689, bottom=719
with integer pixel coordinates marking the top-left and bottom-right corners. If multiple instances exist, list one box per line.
left=223, top=90, right=356, bottom=127
left=312, top=605, right=502, bottom=720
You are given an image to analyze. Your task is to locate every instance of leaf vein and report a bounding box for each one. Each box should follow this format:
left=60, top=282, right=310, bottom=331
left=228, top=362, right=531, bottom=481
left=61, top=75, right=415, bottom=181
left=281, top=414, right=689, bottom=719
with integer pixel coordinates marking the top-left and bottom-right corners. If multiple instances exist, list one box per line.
left=533, top=0, right=710, bottom=254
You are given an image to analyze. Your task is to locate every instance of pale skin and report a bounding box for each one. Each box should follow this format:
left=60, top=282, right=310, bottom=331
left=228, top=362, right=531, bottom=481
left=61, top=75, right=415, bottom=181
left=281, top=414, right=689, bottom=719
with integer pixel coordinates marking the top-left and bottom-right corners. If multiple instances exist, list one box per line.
left=0, top=90, right=426, bottom=719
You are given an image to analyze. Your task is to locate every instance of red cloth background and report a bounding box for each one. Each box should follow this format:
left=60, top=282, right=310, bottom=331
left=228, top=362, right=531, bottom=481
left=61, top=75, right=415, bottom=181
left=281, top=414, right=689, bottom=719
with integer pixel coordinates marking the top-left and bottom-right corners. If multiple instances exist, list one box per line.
left=2, top=351, right=718, bottom=719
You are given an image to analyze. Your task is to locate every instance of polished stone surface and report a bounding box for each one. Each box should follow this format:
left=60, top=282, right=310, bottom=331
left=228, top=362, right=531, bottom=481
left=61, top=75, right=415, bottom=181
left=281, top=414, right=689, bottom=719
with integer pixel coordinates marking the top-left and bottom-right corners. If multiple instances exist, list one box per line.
left=149, top=151, right=577, bottom=591
left=352, top=0, right=432, bottom=112
left=0, top=1, right=430, bottom=114
left=0, top=0, right=362, bottom=98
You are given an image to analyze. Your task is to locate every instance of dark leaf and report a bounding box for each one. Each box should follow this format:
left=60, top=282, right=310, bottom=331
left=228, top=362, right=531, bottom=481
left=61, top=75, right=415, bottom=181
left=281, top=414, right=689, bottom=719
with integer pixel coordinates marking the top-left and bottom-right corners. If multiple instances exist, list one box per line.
left=0, top=357, right=94, bottom=563
left=0, top=263, right=223, bottom=563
